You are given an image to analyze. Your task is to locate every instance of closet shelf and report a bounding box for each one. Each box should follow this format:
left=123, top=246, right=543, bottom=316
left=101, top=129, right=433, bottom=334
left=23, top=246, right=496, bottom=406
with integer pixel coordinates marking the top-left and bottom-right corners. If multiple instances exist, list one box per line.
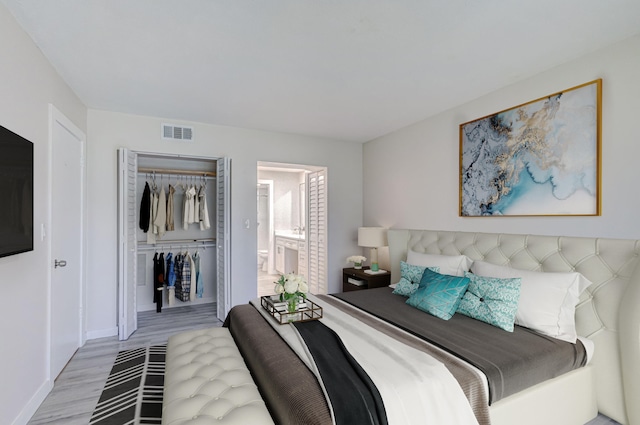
left=137, top=242, right=217, bottom=252
left=138, top=167, right=216, bottom=178
left=138, top=238, right=216, bottom=246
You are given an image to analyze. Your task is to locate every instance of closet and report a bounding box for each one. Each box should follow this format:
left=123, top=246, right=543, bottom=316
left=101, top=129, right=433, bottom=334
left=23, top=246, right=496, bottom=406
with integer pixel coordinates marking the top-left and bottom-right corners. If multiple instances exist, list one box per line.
left=117, top=149, right=230, bottom=341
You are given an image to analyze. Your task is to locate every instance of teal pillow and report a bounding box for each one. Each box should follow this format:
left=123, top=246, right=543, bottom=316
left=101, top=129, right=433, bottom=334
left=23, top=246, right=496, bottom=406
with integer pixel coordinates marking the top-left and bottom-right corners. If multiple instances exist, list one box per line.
left=392, top=262, right=440, bottom=297
left=406, top=268, right=470, bottom=320
left=457, top=272, right=522, bottom=332
left=393, top=277, right=418, bottom=297
left=400, top=261, right=437, bottom=284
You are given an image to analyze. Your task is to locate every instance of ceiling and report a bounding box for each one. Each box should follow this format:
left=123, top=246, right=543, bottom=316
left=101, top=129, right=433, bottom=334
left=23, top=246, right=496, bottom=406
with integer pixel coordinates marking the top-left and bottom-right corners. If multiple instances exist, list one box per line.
left=3, top=1, right=640, bottom=142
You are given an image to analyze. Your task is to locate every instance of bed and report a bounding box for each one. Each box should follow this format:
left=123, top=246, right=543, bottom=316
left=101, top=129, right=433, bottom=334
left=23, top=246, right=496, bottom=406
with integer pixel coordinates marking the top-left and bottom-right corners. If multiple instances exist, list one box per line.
left=224, top=229, right=640, bottom=425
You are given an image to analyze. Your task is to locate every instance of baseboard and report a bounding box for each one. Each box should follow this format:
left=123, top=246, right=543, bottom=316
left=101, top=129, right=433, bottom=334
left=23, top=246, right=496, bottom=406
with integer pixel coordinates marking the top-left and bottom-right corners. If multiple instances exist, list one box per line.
left=86, top=326, right=118, bottom=340
left=11, top=379, right=53, bottom=425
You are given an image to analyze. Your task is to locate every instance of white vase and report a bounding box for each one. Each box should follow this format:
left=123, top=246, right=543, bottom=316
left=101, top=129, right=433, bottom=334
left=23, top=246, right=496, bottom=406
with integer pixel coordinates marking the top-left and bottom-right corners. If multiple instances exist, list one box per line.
left=354, top=263, right=362, bottom=269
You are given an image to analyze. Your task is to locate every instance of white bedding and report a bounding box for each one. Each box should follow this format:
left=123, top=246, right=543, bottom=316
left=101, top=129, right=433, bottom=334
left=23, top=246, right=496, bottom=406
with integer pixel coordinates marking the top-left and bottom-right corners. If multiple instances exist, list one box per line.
left=251, top=294, right=479, bottom=425
left=578, top=336, right=595, bottom=364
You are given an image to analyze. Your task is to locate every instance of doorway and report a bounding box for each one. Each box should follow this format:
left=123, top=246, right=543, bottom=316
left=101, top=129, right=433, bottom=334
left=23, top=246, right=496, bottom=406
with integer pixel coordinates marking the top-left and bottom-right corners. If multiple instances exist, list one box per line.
left=257, top=162, right=327, bottom=296
left=49, top=105, right=86, bottom=380
left=117, top=150, right=230, bottom=341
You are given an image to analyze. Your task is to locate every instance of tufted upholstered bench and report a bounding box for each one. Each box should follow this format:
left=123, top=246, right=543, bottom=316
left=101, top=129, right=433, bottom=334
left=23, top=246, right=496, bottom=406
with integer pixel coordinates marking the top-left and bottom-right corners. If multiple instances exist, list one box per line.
left=162, top=327, right=275, bottom=425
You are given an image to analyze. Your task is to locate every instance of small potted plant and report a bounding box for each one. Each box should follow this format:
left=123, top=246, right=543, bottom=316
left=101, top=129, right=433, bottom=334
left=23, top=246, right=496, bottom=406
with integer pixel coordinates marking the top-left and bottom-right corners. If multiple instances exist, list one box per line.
left=347, top=255, right=367, bottom=269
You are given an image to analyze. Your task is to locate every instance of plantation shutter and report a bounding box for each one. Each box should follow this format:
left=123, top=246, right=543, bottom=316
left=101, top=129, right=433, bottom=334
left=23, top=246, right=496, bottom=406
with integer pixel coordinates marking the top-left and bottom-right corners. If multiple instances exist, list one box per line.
left=216, top=157, right=231, bottom=320
left=307, top=169, right=327, bottom=294
left=117, top=148, right=138, bottom=340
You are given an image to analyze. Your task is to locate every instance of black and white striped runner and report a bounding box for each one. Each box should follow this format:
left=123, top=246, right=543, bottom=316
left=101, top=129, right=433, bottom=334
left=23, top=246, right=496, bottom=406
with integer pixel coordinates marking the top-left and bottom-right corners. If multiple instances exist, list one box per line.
left=89, top=345, right=166, bottom=425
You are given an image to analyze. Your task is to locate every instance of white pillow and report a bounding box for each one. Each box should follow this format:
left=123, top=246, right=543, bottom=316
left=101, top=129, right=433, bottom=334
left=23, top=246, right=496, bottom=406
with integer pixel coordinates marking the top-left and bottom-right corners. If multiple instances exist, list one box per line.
left=470, top=261, right=593, bottom=343
left=406, top=251, right=473, bottom=277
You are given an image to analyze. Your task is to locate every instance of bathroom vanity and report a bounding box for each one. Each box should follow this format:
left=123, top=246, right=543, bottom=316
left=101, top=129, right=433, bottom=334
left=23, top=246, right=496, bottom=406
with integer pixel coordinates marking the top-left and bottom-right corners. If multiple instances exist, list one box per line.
left=275, top=232, right=305, bottom=276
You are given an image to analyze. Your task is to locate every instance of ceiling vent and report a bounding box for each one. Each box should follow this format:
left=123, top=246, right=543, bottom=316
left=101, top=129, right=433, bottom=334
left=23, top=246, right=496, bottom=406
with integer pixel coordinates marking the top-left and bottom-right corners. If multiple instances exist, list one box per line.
left=162, top=123, right=193, bottom=141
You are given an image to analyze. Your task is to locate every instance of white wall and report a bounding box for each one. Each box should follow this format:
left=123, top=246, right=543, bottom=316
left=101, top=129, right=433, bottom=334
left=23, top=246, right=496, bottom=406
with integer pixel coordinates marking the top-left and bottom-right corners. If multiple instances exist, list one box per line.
left=364, top=35, right=640, bottom=254
left=0, top=5, right=87, bottom=425
left=85, top=110, right=363, bottom=336
left=258, top=169, right=304, bottom=232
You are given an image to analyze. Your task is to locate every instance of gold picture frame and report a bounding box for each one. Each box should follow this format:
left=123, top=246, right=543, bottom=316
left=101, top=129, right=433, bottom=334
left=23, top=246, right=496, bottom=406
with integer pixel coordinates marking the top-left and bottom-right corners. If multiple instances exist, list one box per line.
left=459, top=79, right=602, bottom=217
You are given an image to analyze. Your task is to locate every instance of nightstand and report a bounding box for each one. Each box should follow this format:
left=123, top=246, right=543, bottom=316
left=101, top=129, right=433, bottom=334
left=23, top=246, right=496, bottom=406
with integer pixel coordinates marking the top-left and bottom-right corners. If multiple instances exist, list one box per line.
left=342, top=267, right=391, bottom=292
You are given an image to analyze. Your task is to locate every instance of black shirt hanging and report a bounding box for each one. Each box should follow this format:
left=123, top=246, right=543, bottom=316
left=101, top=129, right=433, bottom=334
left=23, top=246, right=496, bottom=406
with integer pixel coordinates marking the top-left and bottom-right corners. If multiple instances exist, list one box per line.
left=139, top=181, right=151, bottom=232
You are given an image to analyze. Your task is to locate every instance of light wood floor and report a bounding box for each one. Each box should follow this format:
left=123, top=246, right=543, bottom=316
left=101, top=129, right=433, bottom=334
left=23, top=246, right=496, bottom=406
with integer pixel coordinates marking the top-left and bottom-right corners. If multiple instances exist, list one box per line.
left=28, top=303, right=221, bottom=425
left=27, top=299, right=619, bottom=425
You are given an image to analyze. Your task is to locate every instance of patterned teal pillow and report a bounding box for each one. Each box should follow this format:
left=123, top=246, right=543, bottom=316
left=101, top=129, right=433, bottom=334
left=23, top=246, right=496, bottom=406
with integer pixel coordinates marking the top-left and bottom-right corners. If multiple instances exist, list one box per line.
left=406, top=268, right=470, bottom=320
left=457, top=272, right=522, bottom=332
left=392, top=262, right=440, bottom=297
left=393, top=278, right=418, bottom=297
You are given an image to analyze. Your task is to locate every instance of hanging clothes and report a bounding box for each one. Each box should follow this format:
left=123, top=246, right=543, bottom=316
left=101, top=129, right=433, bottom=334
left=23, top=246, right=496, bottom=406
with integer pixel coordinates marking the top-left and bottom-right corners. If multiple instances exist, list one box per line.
left=189, top=252, right=197, bottom=301
left=198, top=184, right=211, bottom=230
left=182, top=251, right=193, bottom=301
left=147, top=187, right=158, bottom=244
left=193, top=184, right=200, bottom=224
left=154, top=185, right=167, bottom=238
left=165, top=252, right=175, bottom=287
left=166, top=184, right=175, bottom=231
left=188, top=185, right=197, bottom=224
left=194, top=251, right=203, bottom=298
left=152, top=252, right=158, bottom=305
left=174, top=253, right=186, bottom=301
left=175, top=253, right=192, bottom=302
left=153, top=252, right=165, bottom=312
left=183, top=185, right=196, bottom=229
left=151, top=189, right=159, bottom=234
left=139, top=181, right=151, bottom=232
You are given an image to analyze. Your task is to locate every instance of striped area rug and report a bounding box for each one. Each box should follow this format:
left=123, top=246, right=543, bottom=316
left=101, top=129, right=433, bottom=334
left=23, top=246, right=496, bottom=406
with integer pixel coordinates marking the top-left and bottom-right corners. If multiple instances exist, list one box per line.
left=89, top=345, right=166, bottom=425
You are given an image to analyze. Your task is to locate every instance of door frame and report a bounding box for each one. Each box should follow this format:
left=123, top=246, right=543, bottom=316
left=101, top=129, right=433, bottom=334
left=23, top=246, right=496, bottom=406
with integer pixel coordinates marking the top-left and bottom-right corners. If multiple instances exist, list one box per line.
left=47, top=104, right=86, bottom=380
left=256, top=162, right=328, bottom=293
left=117, top=150, right=231, bottom=340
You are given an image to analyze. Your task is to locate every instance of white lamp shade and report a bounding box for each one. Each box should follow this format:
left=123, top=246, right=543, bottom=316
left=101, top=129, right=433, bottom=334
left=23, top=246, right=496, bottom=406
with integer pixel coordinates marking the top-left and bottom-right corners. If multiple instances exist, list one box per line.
left=358, top=227, right=388, bottom=248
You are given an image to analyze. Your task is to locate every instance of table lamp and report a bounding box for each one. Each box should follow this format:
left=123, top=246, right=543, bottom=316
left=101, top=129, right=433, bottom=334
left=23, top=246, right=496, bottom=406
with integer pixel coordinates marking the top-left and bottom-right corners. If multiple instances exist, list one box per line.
left=358, top=227, right=388, bottom=272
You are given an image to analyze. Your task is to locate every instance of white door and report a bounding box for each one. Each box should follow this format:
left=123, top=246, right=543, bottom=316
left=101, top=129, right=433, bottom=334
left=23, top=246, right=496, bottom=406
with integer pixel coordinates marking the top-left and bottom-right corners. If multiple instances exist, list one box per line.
left=50, top=105, right=85, bottom=379
left=217, top=157, right=231, bottom=320
left=117, top=148, right=137, bottom=340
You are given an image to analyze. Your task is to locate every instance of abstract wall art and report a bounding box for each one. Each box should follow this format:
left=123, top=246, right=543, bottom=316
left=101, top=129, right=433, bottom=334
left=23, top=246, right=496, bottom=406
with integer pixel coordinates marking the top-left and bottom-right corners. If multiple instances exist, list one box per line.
left=459, top=79, right=601, bottom=217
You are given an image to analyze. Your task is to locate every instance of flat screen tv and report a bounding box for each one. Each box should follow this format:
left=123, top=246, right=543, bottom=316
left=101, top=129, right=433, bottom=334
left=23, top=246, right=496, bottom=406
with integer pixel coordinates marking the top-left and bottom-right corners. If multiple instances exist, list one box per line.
left=0, top=124, right=33, bottom=258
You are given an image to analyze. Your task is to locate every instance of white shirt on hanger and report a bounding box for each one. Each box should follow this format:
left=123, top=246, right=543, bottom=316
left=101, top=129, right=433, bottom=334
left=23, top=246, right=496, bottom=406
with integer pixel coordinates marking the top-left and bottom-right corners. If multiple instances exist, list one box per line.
left=147, top=190, right=157, bottom=244
left=193, top=185, right=200, bottom=223
left=183, top=185, right=196, bottom=229
left=199, top=185, right=211, bottom=230
left=154, top=185, right=167, bottom=238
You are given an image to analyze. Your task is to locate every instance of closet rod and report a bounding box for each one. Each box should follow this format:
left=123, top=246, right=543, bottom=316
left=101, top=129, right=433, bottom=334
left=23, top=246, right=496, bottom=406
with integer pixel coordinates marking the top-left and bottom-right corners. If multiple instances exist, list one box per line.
left=138, top=167, right=217, bottom=177
left=139, top=238, right=216, bottom=245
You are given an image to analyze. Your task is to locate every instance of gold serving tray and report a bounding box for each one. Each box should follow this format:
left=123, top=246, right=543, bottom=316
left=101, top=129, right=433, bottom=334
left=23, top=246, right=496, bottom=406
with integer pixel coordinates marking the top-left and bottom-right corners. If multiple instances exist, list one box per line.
left=260, top=295, right=323, bottom=325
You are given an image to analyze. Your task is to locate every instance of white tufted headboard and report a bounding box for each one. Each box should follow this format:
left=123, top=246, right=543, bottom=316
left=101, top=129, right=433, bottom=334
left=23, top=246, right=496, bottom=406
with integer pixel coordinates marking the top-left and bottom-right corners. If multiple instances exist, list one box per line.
left=387, top=229, right=640, bottom=425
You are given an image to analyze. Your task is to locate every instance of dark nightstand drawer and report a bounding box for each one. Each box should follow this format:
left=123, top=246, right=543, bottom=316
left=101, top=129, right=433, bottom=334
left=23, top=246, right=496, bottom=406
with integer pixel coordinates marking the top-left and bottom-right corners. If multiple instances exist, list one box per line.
left=342, top=267, right=391, bottom=291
